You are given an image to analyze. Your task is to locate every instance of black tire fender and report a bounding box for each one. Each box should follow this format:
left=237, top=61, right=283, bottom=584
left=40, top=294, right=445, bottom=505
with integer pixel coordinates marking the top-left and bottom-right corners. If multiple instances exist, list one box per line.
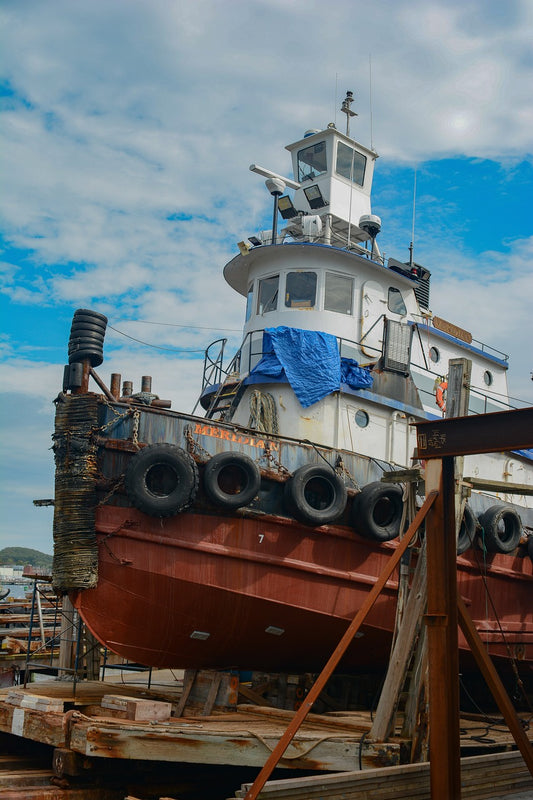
left=70, top=322, right=108, bottom=336
left=203, top=452, right=261, bottom=509
left=456, top=504, right=478, bottom=554
left=284, top=464, right=347, bottom=527
left=125, top=444, right=199, bottom=517
left=479, top=505, right=522, bottom=554
left=73, top=309, right=108, bottom=325
left=352, top=481, right=403, bottom=542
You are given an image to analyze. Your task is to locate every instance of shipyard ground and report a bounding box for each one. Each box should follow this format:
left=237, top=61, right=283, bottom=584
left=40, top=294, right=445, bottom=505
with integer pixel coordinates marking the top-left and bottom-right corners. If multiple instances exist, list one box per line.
left=0, top=675, right=531, bottom=799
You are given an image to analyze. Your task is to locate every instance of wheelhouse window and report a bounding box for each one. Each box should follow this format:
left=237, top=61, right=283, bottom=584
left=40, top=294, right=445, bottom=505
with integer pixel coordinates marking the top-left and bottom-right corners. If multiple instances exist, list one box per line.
left=245, top=283, right=254, bottom=321
left=324, top=272, right=353, bottom=314
left=336, top=142, right=366, bottom=186
left=387, top=287, right=407, bottom=316
left=257, top=275, right=279, bottom=314
left=285, top=271, right=317, bottom=309
left=297, top=141, right=327, bottom=182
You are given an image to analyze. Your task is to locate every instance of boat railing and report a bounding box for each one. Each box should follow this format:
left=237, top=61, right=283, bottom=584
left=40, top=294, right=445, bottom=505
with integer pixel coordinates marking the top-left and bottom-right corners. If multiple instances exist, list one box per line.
left=199, top=328, right=520, bottom=416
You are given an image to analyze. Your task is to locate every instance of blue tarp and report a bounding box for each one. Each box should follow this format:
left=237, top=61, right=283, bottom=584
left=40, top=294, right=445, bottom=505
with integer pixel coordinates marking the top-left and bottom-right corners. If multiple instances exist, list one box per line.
left=341, top=358, right=374, bottom=390
left=249, top=327, right=372, bottom=408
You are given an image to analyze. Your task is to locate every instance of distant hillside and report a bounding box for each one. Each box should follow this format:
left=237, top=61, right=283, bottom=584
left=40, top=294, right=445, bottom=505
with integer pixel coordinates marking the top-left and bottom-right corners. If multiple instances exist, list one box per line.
left=0, top=547, right=53, bottom=569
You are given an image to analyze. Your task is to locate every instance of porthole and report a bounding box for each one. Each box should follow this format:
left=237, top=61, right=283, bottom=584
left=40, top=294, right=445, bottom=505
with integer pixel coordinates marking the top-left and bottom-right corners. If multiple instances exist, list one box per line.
left=484, top=370, right=493, bottom=386
left=429, top=346, right=440, bottom=363
left=355, top=410, right=369, bottom=428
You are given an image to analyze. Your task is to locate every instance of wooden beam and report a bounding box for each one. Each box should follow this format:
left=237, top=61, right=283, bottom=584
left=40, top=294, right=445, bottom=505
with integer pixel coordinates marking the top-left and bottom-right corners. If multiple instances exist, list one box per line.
left=463, top=476, right=533, bottom=496
left=370, top=546, right=427, bottom=742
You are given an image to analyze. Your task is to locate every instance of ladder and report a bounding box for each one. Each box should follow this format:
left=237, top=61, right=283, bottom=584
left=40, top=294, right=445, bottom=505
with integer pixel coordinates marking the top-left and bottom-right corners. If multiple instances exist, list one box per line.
left=206, top=375, right=246, bottom=421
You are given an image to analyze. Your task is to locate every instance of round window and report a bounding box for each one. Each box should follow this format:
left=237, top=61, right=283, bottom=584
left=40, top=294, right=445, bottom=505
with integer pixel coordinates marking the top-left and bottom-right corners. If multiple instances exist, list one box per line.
left=429, top=346, right=440, bottom=363
left=484, top=370, right=493, bottom=386
left=355, top=410, right=369, bottom=428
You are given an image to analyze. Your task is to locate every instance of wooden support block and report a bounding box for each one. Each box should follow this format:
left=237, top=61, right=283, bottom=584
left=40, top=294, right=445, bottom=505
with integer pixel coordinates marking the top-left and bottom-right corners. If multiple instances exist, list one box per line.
left=101, top=694, right=171, bottom=722
left=6, top=691, right=64, bottom=713
left=174, top=669, right=238, bottom=716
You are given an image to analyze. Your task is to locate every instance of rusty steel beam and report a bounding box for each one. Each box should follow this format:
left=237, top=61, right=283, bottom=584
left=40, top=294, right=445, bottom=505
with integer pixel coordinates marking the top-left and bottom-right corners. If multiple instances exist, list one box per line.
left=243, top=490, right=439, bottom=800
left=416, top=406, right=533, bottom=459
left=424, top=458, right=462, bottom=800
left=457, top=595, right=533, bottom=778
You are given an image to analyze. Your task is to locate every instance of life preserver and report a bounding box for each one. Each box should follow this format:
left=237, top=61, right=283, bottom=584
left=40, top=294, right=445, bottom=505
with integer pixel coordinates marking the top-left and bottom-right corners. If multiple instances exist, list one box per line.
left=203, top=452, right=261, bottom=509
left=284, top=464, right=347, bottom=527
left=435, top=380, right=447, bottom=412
left=478, top=505, right=522, bottom=554
left=456, top=505, right=478, bottom=554
left=125, top=443, right=199, bottom=517
left=351, top=481, right=403, bottom=542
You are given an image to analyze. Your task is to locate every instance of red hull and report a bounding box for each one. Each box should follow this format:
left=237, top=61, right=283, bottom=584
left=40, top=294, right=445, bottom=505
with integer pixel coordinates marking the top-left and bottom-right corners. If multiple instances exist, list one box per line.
left=73, top=505, right=533, bottom=675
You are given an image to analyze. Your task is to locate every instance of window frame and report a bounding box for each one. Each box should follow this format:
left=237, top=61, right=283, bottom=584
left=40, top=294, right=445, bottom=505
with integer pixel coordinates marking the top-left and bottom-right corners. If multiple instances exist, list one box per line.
left=257, top=274, right=280, bottom=314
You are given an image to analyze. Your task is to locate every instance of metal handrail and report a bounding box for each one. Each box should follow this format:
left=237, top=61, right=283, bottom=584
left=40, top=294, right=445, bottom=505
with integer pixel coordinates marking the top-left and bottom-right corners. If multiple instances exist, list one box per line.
left=197, top=325, right=520, bottom=415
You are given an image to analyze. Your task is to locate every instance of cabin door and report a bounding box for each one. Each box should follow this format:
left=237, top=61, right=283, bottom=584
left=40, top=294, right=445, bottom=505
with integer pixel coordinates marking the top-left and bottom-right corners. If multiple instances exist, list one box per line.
left=360, top=280, right=386, bottom=359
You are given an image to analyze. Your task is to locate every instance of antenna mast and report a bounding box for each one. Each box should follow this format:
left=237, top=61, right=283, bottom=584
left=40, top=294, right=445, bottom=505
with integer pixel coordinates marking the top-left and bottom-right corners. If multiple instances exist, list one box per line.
left=409, top=167, right=417, bottom=268
left=341, top=90, right=357, bottom=138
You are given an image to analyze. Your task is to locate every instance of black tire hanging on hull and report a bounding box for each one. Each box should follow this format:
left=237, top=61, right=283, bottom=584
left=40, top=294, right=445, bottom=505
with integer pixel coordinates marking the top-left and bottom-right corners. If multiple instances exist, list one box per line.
left=478, top=504, right=522, bottom=554
left=284, top=464, right=347, bottom=527
left=456, top=504, right=478, bottom=554
left=125, top=443, right=199, bottom=517
left=203, top=452, right=261, bottom=509
left=352, top=481, right=403, bottom=542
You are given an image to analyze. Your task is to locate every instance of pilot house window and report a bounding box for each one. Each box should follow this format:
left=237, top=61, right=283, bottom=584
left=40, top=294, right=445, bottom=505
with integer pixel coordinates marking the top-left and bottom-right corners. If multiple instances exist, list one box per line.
left=387, top=287, right=407, bottom=316
left=297, top=141, right=327, bottom=182
left=324, top=272, right=353, bottom=314
left=257, top=275, right=279, bottom=314
left=336, top=142, right=366, bottom=186
left=285, top=271, right=317, bottom=309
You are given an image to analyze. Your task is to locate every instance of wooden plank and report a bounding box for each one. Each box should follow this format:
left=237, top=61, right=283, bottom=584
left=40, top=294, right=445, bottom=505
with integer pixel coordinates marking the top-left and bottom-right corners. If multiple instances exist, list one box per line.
left=232, top=749, right=533, bottom=799
left=101, top=694, right=171, bottom=721
left=370, top=545, right=427, bottom=742
left=201, top=671, right=222, bottom=716
left=174, top=668, right=197, bottom=717
left=463, top=476, right=533, bottom=496
left=68, top=717, right=399, bottom=772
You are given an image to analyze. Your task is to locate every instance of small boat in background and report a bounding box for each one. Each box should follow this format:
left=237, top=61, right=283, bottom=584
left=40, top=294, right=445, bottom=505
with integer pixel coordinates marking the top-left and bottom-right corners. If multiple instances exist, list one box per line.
left=52, top=92, right=533, bottom=686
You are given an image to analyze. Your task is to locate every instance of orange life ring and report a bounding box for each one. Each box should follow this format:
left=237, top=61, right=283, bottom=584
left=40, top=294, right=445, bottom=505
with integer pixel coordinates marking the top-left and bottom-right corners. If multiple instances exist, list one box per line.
left=435, top=380, right=447, bottom=411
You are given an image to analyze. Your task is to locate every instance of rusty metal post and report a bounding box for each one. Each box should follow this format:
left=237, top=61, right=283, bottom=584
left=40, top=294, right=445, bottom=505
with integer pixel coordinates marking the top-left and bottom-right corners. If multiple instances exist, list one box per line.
left=424, top=457, right=462, bottom=800
left=72, top=360, right=91, bottom=394
left=244, top=491, right=439, bottom=800
left=110, top=373, right=121, bottom=399
left=457, top=596, right=533, bottom=776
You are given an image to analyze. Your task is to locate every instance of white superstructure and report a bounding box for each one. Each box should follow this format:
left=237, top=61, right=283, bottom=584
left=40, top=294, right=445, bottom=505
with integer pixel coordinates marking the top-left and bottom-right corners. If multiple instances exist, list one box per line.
left=200, top=92, right=532, bottom=514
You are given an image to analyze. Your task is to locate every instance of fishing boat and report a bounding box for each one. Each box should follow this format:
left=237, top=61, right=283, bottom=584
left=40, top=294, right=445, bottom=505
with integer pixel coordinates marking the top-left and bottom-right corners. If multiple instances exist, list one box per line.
left=52, top=92, right=533, bottom=684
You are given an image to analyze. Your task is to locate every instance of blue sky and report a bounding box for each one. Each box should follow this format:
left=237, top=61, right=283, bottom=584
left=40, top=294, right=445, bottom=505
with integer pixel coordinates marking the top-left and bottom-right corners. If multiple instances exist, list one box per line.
left=1, top=0, right=532, bottom=554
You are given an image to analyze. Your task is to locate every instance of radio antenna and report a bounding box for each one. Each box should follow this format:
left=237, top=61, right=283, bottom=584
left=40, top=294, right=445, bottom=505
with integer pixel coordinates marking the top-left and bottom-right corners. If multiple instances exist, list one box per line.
left=341, top=90, right=357, bottom=138
left=334, top=73, right=339, bottom=127
left=369, top=54, right=374, bottom=150
left=409, top=167, right=417, bottom=267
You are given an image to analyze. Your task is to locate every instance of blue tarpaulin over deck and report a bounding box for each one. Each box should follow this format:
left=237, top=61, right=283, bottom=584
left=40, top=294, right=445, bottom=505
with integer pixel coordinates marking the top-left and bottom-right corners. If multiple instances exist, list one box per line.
left=249, top=326, right=373, bottom=408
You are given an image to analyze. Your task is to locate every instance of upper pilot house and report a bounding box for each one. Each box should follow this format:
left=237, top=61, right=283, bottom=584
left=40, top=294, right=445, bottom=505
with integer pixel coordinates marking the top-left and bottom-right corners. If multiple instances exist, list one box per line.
left=202, top=92, right=510, bottom=456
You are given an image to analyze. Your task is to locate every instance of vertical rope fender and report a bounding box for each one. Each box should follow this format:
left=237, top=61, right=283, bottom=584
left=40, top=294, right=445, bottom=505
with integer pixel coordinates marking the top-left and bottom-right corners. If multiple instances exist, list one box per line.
left=52, top=393, right=99, bottom=591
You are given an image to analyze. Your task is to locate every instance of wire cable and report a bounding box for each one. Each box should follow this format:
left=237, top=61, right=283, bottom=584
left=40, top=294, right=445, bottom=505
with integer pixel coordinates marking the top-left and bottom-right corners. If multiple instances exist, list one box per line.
left=107, top=325, right=206, bottom=353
